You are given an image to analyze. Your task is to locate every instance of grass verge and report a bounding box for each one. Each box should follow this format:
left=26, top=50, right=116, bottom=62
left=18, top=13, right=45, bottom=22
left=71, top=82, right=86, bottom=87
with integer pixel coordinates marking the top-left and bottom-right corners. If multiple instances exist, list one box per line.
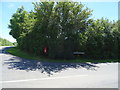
left=7, top=47, right=119, bottom=63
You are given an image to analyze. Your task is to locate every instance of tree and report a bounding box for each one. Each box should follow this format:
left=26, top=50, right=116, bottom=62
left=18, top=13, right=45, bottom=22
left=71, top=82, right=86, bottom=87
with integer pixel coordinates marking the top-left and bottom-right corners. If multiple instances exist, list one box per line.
left=9, top=6, right=36, bottom=49
left=0, top=37, right=13, bottom=46
left=25, top=2, right=92, bottom=59
left=9, top=6, right=26, bottom=40
left=9, top=2, right=120, bottom=59
left=84, top=18, right=119, bottom=59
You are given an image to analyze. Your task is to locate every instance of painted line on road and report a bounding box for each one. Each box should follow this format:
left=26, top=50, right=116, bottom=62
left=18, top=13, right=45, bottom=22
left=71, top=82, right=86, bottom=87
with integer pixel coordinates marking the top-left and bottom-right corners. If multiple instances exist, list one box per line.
left=1, top=75, right=88, bottom=83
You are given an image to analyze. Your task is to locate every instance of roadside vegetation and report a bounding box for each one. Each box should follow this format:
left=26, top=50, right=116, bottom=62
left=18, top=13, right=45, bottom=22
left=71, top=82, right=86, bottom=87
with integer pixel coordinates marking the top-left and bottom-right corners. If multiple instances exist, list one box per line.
left=0, top=37, right=14, bottom=46
left=7, top=47, right=119, bottom=63
left=8, top=1, right=120, bottom=62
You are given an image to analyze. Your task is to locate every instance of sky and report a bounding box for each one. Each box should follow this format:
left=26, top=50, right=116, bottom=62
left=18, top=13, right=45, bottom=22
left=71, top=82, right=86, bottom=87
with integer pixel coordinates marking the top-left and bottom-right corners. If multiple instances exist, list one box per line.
left=0, top=1, right=118, bottom=42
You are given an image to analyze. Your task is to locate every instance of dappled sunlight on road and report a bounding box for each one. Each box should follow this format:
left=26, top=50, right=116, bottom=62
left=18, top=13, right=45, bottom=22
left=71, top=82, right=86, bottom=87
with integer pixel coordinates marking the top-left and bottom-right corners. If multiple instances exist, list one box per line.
left=4, top=56, right=99, bottom=76
left=1, top=46, right=118, bottom=88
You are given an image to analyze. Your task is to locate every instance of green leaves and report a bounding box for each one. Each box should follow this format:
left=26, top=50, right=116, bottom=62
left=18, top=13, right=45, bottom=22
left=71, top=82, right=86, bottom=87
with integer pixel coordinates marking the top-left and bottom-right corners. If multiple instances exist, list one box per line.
left=0, top=37, right=13, bottom=46
left=84, top=18, right=119, bottom=59
left=9, top=2, right=120, bottom=59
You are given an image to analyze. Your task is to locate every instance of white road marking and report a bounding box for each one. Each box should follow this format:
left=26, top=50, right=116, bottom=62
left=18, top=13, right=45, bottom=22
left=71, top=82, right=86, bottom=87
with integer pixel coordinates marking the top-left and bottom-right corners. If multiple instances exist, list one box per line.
left=1, top=75, right=88, bottom=83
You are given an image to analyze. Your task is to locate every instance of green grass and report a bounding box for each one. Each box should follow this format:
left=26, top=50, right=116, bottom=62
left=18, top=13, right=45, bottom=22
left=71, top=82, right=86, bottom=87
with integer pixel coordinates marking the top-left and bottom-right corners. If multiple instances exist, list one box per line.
left=7, top=47, right=119, bottom=63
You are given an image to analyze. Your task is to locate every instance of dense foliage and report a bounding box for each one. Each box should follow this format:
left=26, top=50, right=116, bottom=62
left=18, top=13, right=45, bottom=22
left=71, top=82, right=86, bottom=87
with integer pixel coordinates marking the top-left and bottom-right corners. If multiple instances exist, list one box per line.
left=0, top=37, right=13, bottom=46
left=83, top=19, right=120, bottom=59
left=9, top=2, right=120, bottom=60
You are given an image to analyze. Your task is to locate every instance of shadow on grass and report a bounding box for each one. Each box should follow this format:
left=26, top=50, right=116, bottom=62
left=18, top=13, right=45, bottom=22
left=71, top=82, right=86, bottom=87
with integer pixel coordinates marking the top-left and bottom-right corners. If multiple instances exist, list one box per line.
left=4, top=56, right=99, bottom=76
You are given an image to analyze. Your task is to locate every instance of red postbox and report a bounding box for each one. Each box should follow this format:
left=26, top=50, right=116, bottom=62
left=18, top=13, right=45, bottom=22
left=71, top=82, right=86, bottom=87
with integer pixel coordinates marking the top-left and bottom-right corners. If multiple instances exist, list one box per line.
left=44, top=47, right=48, bottom=54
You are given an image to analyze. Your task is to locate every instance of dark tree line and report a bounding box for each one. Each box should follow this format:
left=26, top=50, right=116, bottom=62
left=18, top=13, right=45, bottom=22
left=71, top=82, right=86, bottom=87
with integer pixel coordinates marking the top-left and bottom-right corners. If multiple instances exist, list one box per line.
left=9, top=2, right=120, bottom=59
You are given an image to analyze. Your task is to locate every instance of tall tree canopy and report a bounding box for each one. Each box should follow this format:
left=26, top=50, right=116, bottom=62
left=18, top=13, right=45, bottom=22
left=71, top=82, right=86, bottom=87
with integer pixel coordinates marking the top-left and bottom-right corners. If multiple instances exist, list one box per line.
left=9, top=2, right=120, bottom=59
left=84, top=18, right=119, bottom=59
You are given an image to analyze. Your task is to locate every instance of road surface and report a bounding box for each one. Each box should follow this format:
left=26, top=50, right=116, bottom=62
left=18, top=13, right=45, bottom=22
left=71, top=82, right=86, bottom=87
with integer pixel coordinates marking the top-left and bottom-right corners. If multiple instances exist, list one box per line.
left=0, top=46, right=119, bottom=88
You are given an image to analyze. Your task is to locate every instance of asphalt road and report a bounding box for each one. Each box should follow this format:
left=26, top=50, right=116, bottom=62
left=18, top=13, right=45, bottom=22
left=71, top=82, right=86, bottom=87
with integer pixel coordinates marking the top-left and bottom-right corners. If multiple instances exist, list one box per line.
left=0, top=46, right=119, bottom=88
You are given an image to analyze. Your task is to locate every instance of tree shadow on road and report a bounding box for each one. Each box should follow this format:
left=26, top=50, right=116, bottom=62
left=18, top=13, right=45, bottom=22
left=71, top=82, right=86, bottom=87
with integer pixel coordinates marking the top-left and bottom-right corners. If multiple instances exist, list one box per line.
left=4, top=56, right=99, bottom=76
